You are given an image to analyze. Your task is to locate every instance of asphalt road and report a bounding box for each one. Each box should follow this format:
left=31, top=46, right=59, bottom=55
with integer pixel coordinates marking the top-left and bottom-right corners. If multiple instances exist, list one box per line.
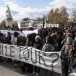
left=0, top=59, right=32, bottom=76
left=0, top=58, right=61, bottom=76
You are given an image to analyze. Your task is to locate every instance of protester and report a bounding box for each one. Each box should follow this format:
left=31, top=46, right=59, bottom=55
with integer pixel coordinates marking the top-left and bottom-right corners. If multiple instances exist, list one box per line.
left=69, top=40, right=76, bottom=73
left=34, top=35, right=43, bottom=50
left=26, top=33, right=36, bottom=47
left=42, top=35, right=55, bottom=52
left=33, top=35, right=43, bottom=76
left=11, top=32, right=18, bottom=45
left=51, top=33, right=59, bottom=50
left=0, top=25, right=76, bottom=76
left=0, top=31, right=5, bottom=43
left=56, top=30, right=63, bottom=50
left=5, top=32, right=11, bottom=44
left=61, top=37, right=73, bottom=76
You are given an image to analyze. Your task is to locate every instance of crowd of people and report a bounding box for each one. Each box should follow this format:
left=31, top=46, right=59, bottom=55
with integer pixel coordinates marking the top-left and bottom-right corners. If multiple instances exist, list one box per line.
left=0, top=25, right=76, bottom=76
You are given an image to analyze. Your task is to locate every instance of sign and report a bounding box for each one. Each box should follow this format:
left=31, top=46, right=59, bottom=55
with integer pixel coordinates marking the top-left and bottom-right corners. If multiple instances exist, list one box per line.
left=0, top=29, right=38, bottom=37
left=0, top=43, right=61, bottom=75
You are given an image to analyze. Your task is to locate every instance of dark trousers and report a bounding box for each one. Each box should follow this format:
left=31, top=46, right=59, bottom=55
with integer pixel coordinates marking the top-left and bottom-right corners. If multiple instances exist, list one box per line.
left=64, top=65, right=68, bottom=76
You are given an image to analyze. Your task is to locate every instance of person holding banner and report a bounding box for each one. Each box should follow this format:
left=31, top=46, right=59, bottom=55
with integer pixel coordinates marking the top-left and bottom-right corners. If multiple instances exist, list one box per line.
left=33, top=35, right=43, bottom=76
left=42, top=35, right=55, bottom=76
left=69, top=40, right=76, bottom=73
left=61, top=37, right=73, bottom=76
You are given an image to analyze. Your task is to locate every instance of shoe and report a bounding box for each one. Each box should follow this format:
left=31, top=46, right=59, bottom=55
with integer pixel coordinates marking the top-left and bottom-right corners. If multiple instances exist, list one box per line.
left=33, top=71, right=35, bottom=76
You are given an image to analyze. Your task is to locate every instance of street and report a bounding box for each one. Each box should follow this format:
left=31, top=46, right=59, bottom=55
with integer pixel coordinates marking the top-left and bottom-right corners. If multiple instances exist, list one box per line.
left=0, top=59, right=32, bottom=76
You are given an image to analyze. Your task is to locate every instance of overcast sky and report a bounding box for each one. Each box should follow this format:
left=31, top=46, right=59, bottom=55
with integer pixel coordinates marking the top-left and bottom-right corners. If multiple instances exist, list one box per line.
left=0, top=0, right=76, bottom=21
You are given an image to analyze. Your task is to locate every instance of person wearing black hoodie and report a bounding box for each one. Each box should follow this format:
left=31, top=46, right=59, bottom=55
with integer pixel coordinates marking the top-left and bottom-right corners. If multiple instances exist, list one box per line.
left=33, top=35, right=43, bottom=76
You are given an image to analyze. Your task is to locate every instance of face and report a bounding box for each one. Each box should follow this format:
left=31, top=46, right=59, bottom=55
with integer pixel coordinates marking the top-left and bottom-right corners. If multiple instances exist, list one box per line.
left=35, top=38, right=40, bottom=42
left=66, top=39, right=72, bottom=45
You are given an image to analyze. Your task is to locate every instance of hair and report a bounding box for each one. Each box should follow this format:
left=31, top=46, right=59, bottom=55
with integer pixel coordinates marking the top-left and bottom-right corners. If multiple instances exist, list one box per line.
left=45, top=35, right=54, bottom=45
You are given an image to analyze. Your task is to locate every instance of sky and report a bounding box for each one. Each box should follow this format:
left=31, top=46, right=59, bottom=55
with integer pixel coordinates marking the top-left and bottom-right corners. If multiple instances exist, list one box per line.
left=0, top=0, right=76, bottom=21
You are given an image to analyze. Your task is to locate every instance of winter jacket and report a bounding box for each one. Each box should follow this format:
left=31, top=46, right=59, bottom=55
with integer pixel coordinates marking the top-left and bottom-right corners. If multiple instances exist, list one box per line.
left=42, top=43, right=55, bottom=52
